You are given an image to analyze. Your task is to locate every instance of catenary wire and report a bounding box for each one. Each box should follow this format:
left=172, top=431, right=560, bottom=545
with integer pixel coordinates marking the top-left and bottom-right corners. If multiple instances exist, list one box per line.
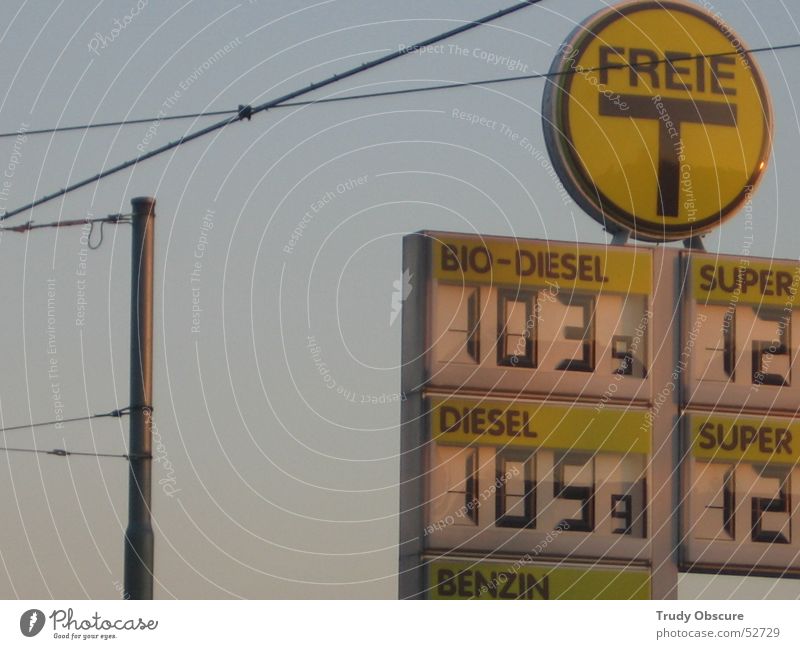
left=0, top=0, right=543, bottom=221
left=1, top=41, right=797, bottom=140
left=278, top=42, right=800, bottom=107
left=0, top=406, right=140, bottom=434
left=0, top=213, right=131, bottom=232
left=0, top=407, right=151, bottom=460
left=0, top=446, right=144, bottom=460
left=0, top=110, right=237, bottom=139
left=0, top=213, right=132, bottom=248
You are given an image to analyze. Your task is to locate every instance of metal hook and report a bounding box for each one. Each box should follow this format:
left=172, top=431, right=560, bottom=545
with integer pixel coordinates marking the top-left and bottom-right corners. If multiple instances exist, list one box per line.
left=87, top=219, right=104, bottom=250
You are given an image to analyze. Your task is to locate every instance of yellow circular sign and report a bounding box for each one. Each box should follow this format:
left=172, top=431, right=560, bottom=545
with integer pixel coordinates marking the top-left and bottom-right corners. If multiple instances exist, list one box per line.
left=542, top=1, right=772, bottom=241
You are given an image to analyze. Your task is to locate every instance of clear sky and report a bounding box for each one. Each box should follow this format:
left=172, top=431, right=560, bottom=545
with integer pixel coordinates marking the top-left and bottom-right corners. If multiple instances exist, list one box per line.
left=0, top=0, right=799, bottom=599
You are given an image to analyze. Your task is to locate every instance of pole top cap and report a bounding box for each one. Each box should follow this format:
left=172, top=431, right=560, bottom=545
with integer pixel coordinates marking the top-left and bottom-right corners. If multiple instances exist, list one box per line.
left=131, top=196, right=156, bottom=214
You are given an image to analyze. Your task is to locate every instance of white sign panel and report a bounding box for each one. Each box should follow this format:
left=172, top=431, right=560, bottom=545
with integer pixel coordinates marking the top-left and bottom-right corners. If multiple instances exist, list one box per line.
left=425, top=233, right=652, bottom=403
left=682, top=252, right=800, bottom=412
left=424, top=395, right=650, bottom=563
left=399, top=232, right=679, bottom=600
left=681, top=412, right=800, bottom=577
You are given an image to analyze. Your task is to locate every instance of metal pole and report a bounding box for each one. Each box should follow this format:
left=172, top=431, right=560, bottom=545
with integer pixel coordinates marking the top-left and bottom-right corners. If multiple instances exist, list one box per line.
left=649, top=246, right=680, bottom=599
left=124, top=196, right=155, bottom=599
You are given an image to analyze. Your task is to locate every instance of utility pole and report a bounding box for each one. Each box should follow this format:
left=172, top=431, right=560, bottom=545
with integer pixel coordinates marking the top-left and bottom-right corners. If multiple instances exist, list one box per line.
left=124, top=196, right=155, bottom=599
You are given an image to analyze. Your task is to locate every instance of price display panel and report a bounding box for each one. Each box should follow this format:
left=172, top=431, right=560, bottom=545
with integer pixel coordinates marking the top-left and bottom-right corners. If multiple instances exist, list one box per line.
left=683, top=252, right=800, bottom=411
left=426, top=558, right=650, bottom=600
left=422, top=232, right=652, bottom=403
left=681, top=412, right=800, bottom=577
left=424, top=395, right=650, bottom=563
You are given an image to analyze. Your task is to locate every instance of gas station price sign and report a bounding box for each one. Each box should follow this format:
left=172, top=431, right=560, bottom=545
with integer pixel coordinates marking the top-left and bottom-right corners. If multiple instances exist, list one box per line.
left=682, top=252, right=800, bottom=412
left=682, top=412, right=800, bottom=577
left=399, top=1, right=789, bottom=600
left=408, top=232, right=653, bottom=403
left=399, top=230, right=667, bottom=599
left=424, top=395, right=650, bottom=564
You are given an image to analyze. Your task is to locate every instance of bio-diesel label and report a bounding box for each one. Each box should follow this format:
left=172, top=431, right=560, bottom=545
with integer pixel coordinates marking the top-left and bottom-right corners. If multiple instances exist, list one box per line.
left=432, top=235, right=651, bottom=294
left=690, top=413, right=800, bottom=465
left=430, top=396, right=650, bottom=455
left=690, top=254, right=800, bottom=307
left=428, top=560, right=650, bottom=600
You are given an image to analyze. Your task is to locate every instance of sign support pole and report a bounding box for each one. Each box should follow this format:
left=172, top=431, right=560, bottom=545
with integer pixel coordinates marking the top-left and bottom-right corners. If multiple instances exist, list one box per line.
left=683, top=236, right=705, bottom=251
left=649, top=246, right=681, bottom=598
left=124, top=196, right=156, bottom=600
left=610, top=228, right=631, bottom=245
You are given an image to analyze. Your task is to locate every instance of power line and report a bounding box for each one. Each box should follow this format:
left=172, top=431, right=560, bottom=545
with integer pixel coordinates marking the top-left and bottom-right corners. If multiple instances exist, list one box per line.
left=3, top=40, right=798, bottom=141
left=0, top=446, right=143, bottom=460
left=0, top=110, right=237, bottom=139
left=0, top=407, right=151, bottom=460
left=0, top=213, right=131, bottom=248
left=278, top=42, right=800, bottom=107
left=2, top=10, right=793, bottom=222
left=0, top=213, right=130, bottom=232
left=0, top=406, right=141, bottom=435
left=0, top=0, right=543, bottom=222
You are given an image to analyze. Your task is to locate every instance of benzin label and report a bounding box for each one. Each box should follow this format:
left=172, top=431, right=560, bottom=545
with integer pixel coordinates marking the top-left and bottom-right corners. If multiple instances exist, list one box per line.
left=429, top=560, right=650, bottom=599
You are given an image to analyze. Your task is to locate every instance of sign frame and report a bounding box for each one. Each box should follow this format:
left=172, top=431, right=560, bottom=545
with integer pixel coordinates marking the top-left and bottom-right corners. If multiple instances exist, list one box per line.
left=680, top=251, right=800, bottom=413
left=680, top=411, right=800, bottom=579
left=399, top=231, right=682, bottom=599
left=416, top=231, right=654, bottom=403
left=422, top=392, right=652, bottom=563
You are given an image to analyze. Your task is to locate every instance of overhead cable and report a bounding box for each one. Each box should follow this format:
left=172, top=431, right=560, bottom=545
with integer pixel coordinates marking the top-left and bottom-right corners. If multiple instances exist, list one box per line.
left=0, top=0, right=544, bottom=221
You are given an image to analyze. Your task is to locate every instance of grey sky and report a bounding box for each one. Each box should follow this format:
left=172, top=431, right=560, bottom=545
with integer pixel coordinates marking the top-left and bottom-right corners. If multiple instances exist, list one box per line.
left=0, top=0, right=799, bottom=598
